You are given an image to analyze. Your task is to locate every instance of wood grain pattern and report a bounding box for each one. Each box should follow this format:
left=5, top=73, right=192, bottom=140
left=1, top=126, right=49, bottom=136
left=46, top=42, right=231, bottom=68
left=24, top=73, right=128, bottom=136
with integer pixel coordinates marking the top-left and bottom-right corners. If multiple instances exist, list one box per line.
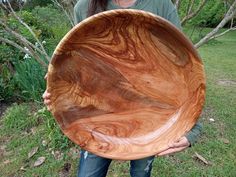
left=47, top=9, right=206, bottom=160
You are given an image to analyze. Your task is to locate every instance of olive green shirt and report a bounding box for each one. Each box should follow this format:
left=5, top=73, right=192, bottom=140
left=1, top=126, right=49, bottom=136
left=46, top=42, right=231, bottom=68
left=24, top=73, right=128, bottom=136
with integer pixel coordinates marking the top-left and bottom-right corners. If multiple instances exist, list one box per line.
left=74, top=0, right=202, bottom=145
left=74, top=0, right=181, bottom=29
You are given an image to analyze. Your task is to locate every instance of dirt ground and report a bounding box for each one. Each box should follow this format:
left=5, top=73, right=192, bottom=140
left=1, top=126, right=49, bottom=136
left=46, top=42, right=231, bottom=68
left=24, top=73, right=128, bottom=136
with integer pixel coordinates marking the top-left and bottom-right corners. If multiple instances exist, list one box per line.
left=217, top=79, right=236, bottom=87
left=0, top=102, right=8, bottom=119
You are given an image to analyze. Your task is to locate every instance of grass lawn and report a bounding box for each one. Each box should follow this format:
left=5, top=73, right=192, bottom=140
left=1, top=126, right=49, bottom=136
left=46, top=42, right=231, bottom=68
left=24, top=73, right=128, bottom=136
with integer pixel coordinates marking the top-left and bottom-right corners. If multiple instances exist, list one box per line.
left=0, top=30, right=236, bottom=177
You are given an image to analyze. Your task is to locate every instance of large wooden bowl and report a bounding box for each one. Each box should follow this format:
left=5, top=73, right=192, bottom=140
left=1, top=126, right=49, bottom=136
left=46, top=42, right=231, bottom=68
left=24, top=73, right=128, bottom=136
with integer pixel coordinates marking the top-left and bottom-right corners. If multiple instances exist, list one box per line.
left=47, top=9, right=206, bottom=160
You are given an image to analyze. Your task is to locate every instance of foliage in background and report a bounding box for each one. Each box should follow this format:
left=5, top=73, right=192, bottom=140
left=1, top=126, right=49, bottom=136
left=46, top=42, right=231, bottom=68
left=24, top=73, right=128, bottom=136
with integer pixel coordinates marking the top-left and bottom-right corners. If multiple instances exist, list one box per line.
left=0, top=44, right=17, bottom=101
left=0, top=39, right=38, bottom=102
left=14, top=58, right=46, bottom=102
left=31, top=5, right=70, bottom=54
left=178, top=0, right=235, bottom=27
left=189, top=0, right=225, bottom=27
left=23, top=0, right=53, bottom=10
left=0, top=5, right=70, bottom=102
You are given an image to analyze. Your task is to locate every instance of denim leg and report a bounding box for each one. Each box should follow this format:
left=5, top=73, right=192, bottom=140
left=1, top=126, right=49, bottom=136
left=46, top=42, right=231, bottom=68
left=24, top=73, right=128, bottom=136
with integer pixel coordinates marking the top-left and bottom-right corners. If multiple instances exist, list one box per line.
left=77, top=149, right=112, bottom=177
left=130, top=156, right=155, bottom=177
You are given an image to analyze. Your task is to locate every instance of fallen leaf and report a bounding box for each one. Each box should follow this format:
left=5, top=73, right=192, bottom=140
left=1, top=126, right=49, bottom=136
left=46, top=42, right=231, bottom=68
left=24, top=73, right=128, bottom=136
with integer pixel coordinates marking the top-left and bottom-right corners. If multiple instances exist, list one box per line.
left=209, top=118, right=215, bottom=122
left=217, top=79, right=236, bottom=86
left=52, top=150, right=63, bottom=160
left=3, top=159, right=11, bottom=164
left=42, top=140, right=47, bottom=147
left=20, top=166, right=27, bottom=171
left=22, top=131, right=29, bottom=136
left=221, top=138, right=230, bottom=144
left=0, top=145, right=7, bottom=151
left=28, top=147, right=39, bottom=159
left=194, top=152, right=210, bottom=165
left=20, top=163, right=29, bottom=171
left=33, top=157, right=46, bottom=167
left=0, top=145, right=7, bottom=156
left=30, top=127, right=37, bottom=135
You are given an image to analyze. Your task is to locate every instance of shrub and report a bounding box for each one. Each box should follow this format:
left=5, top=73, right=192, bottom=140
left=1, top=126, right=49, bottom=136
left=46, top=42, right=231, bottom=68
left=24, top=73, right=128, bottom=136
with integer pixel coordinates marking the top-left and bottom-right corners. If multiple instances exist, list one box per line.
left=0, top=63, right=15, bottom=102
left=0, top=44, right=21, bottom=102
left=31, top=5, right=70, bottom=54
left=23, top=0, right=53, bottom=10
left=13, top=58, right=46, bottom=102
left=179, top=0, right=227, bottom=27
left=0, top=5, right=70, bottom=101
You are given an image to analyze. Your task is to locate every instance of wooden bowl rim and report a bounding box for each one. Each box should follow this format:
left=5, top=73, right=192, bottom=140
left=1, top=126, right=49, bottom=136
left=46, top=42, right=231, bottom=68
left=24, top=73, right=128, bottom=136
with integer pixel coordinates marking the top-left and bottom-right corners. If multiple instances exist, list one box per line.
left=48, top=9, right=206, bottom=160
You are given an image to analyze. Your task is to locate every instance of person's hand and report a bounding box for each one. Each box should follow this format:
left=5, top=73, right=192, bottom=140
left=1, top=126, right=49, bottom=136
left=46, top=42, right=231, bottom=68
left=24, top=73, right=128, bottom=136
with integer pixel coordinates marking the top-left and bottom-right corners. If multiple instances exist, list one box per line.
left=156, top=136, right=190, bottom=156
left=42, top=90, right=51, bottom=111
left=42, top=73, right=51, bottom=111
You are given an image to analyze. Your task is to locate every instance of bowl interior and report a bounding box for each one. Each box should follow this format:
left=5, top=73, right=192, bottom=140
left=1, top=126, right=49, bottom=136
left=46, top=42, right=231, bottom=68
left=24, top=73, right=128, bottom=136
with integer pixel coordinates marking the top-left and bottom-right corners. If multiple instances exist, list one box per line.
left=47, top=10, right=205, bottom=160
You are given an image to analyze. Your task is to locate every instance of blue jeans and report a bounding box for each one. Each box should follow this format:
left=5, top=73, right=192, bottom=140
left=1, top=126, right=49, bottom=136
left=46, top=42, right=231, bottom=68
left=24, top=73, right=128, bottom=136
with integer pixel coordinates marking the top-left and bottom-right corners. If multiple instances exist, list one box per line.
left=77, top=150, right=155, bottom=177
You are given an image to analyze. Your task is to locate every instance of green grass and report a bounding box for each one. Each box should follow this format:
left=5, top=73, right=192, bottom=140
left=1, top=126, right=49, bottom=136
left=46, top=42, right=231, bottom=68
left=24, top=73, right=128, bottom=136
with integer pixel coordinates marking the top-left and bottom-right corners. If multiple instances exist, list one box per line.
left=2, top=103, right=38, bottom=133
left=0, top=30, right=236, bottom=176
left=0, top=104, right=78, bottom=177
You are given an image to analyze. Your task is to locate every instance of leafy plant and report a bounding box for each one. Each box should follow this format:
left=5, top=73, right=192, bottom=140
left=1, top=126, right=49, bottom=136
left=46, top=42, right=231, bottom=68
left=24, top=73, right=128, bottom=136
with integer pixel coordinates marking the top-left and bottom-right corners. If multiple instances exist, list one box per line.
left=0, top=64, right=14, bottom=101
left=13, top=58, right=46, bottom=102
left=0, top=44, right=19, bottom=101
left=23, top=0, right=53, bottom=10
left=0, top=5, right=71, bottom=102
left=179, top=0, right=227, bottom=27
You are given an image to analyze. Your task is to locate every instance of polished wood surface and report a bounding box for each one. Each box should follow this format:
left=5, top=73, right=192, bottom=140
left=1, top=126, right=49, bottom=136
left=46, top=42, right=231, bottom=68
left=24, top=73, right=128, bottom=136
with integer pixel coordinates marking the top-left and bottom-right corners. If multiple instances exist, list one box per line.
left=47, top=9, right=206, bottom=160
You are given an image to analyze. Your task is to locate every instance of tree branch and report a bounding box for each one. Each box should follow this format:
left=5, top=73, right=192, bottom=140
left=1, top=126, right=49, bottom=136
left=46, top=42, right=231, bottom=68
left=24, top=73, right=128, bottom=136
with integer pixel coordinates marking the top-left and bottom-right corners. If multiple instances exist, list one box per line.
left=195, top=0, right=236, bottom=48
left=176, top=0, right=181, bottom=10
left=5, top=0, right=50, bottom=61
left=209, top=26, right=236, bottom=40
left=52, top=0, right=75, bottom=27
left=0, top=36, right=30, bottom=54
left=181, top=0, right=207, bottom=25
left=174, top=0, right=181, bottom=10
left=0, top=36, right=48, bottom=67
left=0, top=19, right=49, bottom=61
left=188, top=0, right=196, bottom=15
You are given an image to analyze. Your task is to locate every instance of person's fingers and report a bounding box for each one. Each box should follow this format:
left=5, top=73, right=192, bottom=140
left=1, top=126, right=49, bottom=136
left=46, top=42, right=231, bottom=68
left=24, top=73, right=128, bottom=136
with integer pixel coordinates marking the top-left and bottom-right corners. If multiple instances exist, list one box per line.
left=44, top=73, right=48, bottom=80
left=159, top=146, right=171, bottom=153
left=157, top=146, right=187, bottom=156
left=42, top=90, right=47, bottom=99
left=157, top=147, right=182, bottom=156
left=43, top=99, right=52, bottom=111
left=42, top=90, right=52, bottom=112
left=44, top=93, right=51, bottom=99
left=42, top=91, right=51, bottom=99
left=168, top=137, right=190, bottom=148
left=47, top=106, right=52, bottom=111
left=157, top=137, right=190, bottom=156
left=44, top=99, right=51, bottom=105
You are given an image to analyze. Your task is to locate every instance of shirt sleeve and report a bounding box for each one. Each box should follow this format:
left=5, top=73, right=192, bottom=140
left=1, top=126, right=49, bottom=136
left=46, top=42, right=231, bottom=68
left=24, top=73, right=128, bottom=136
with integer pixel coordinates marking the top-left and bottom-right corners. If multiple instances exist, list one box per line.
left=185, top=121, right=203, bottom=145
left=74, top=1, right=82, bottom=24
left=163, top=0, right=182, bottom=30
